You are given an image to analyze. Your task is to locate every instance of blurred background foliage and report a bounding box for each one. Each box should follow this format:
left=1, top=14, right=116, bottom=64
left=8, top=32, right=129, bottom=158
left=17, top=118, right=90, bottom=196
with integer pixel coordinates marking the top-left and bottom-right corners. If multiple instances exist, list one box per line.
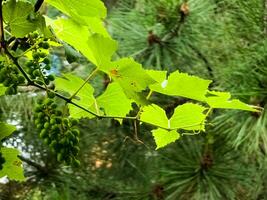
left=1, top=0, right=267, bottom=199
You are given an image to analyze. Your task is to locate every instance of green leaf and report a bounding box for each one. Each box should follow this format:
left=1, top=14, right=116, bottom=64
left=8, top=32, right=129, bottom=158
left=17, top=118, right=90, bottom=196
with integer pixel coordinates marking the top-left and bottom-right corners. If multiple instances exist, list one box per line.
left=140, top=104, right=169, bottom=129
left=55, top=74, right=96, bottom=119
left=149, top=71, right=212, bottom=101
left=206, top=91, right=259, bottom=112
left=0, top=148, right=25, bottom=181
left=45, top=0, right=107, bottom=23
left=170, top=103, right=207, bottom=131
left=87, top=33, right=118, bottom=69
left=3, top=0, right=44, bottom=37
left=140, top=103, right=207, bottom=131
left=97, top=82, right=133, bottom=123
left=0, top=84, right=6, bottom=96
left=146, top=70, right=168, bottom=92
left=152, top=128, right=180, bottom=149
left=0, top=122, right=16, bottom=141
left=52, top=19, right=115, bottom=66
left=108, top=58, right=156, bottom=93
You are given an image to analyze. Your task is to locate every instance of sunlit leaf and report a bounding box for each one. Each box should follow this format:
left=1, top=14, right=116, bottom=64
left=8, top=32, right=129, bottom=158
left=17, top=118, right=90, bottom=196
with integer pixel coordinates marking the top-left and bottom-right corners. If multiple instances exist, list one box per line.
left=97, top=82, right=133, bottom=123
left=0, top=148, right=25, bottom=181
left=152, top=128, right=180, bottom=149
left=150, top=71, right=212, bottom=101
left=0, top=123, right=16, bottom=141
left=206, top=91, right=259, bottom=112
left=170, top=103, right=207, bottom=131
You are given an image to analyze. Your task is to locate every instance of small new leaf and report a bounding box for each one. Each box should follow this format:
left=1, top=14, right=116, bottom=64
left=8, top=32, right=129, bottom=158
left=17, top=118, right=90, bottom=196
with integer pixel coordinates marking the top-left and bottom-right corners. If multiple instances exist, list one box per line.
left=152, top=129, right=180, bottom=149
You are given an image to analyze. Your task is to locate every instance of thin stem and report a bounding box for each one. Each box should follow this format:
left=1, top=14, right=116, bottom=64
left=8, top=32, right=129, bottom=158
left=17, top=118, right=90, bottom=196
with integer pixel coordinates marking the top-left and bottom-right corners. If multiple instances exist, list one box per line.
left=69, top=68, right=99, bottom=101
left=17, top=38, right=44, bottom=57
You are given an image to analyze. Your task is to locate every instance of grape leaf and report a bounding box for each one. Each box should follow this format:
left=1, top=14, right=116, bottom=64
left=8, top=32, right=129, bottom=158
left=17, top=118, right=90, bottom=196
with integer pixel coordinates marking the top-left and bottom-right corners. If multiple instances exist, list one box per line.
left=52, top=19, right=116, bottom=66
left=97, top=82, right=133, bottom=123
left=45, top=0, right=107, bottom=23
left=0, top=122, right=16, bottom=141
left=108, top=58, right=156, bottom=92
left=149, top=71, right=212, bottom=101
left=140, top=103, right=207, bottom=130
left=206, top=91, right=259, bottom=112
left=152, top=128, right=180, bottom=149
left=0, top=148, right=25, bottom=181
left=3, top=0, right=44, bottom=37
left=170, top=103, right=207, bottom=131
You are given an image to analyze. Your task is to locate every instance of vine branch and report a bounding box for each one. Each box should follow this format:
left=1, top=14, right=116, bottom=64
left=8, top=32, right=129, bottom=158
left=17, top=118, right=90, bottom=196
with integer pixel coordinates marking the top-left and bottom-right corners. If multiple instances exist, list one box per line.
left=34, top=0, right=44, bottom=12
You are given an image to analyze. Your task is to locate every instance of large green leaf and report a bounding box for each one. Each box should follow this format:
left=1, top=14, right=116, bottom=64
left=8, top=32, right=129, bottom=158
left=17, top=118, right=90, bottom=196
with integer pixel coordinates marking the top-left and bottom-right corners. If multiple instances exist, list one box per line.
left=52, top=19, right=115, bottom=66
left=149, top=71, right=212, bottom=101
left=55, top=74, right=96, bottom=119
left=97, top=82, right=133, bottom=122
left=152, top=128, right=180, bottom=149
left=140, top=103, right=207, bottom=130
left=0, top=122, right=16, bottom=141
left=170, top=103, right=207, bottom=131
left=3, top=0, right=44, bottom=37
left=206, top=91, right=259, bottom=112
left=0, top=148, right=25, bottom=181
left=45, top=0, right=106, bottom=24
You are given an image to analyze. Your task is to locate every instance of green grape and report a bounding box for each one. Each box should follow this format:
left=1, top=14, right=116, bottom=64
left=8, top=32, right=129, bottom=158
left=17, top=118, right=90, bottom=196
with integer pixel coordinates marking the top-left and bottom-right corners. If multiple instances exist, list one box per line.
left=39, top=52, right=47, bottom=58
left=44, top=65, right=51, bottom=70
left=47, top=74, right=55, bottom=81
left=41, top=42, right=50, bottom=49
left=43, top=58, right=50, bottom=65
left=47, top=91, right=55, bottom=99
left=32, top=52, right=40, bottom=60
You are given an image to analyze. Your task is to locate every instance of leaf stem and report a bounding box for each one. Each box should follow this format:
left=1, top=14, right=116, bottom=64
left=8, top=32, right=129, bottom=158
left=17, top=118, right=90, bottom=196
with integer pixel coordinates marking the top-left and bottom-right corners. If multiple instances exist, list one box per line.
left=69, top=68, right=99, bottom=101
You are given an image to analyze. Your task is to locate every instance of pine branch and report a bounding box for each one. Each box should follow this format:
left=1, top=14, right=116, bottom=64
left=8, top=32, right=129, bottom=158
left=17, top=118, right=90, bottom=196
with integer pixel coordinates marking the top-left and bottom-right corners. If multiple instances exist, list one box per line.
left=188, top=43, right=214, bottom=78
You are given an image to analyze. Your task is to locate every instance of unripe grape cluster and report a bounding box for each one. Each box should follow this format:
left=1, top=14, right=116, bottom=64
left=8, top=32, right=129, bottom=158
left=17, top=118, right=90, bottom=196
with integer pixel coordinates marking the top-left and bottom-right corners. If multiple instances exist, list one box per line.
left=34, top=93, right=81, bottom=166
left=25, top=34, right=54, bottom=86
left=0, top=152, right=5, bottom=170
left=0, top=62, right=25, bottom=95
